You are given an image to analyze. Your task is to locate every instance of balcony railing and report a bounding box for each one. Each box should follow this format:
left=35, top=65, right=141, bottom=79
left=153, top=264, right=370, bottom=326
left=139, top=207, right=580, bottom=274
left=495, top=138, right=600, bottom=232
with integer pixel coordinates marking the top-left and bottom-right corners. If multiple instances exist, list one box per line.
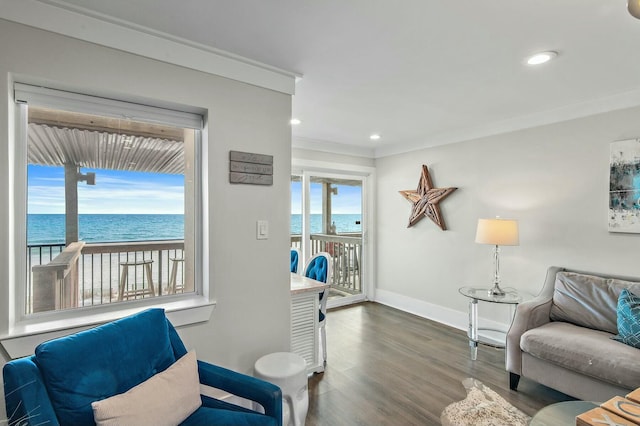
left=26, top=234, right=362, bottom=313
left=27, top=240, right=186, bottom=314
left=291, top=233, right=362, bottom=295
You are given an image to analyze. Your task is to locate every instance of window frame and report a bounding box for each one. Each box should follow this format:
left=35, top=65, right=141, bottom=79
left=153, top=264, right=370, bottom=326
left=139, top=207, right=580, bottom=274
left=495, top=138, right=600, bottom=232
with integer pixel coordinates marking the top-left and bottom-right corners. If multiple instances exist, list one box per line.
left=1, top=84, right=213, bottom=358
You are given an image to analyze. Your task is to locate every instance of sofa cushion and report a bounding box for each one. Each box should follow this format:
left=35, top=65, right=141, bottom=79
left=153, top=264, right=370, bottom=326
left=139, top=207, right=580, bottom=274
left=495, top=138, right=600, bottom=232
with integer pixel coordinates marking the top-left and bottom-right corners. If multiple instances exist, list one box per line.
left=549, top=271, right=640, bottom=334
left=35, top=308, right=176, bottom=426
left=521, top=321, right=640, bottom=389
left=613, top=288, right=640, bottom=349
left=92, top=350, right=201, bottom=426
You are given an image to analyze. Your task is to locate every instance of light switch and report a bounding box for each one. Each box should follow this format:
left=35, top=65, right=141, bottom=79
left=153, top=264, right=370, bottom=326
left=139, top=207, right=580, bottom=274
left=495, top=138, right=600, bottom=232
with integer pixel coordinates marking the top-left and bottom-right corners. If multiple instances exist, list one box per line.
left=257, top=220, right=269, bottom=240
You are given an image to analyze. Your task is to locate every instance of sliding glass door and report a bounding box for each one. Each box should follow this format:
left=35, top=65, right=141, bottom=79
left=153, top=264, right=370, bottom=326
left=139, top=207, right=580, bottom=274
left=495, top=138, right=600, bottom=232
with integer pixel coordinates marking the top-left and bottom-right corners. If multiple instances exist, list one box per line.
left=291, top=171, right=366, bottom=306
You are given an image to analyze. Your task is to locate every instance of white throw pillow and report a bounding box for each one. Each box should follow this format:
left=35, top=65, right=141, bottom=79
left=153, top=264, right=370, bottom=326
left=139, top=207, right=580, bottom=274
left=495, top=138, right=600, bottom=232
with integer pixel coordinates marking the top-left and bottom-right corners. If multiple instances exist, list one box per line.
left=92, top=350, right=202, bottom=426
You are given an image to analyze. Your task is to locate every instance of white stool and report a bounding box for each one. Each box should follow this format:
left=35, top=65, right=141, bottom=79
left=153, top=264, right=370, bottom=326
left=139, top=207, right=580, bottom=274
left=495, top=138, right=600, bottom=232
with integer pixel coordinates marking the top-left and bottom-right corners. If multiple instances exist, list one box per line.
left=254, top=352, right=308, bottom=426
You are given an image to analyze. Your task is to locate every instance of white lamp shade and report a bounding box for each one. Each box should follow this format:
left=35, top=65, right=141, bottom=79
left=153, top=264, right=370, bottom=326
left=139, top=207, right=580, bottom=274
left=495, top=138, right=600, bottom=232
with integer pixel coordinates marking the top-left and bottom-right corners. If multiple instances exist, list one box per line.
left=475, top=218, right=519, bottom=246
left=630, top=0, right=640, bottom=19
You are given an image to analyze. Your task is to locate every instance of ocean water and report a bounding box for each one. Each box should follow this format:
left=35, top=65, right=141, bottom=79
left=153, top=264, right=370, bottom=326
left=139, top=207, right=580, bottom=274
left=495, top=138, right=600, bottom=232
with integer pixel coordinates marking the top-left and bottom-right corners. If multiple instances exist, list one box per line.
left=28, top=214, right=185, bottom=245
left=27, top=213, right=361, bottom=245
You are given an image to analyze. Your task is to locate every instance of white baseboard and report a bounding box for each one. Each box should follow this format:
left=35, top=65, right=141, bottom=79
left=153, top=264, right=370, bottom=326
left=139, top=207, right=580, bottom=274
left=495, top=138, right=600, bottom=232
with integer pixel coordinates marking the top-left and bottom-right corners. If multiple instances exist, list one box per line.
left=327, top=294, right=366, bottom=309
left=374, top=289, right=509, bottom=346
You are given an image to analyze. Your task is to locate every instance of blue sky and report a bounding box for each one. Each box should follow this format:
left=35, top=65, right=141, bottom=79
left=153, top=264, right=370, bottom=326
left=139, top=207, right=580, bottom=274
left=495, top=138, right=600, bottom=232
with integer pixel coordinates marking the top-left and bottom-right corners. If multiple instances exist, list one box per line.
left=28, top=165, right=184, bottom=214
left=29, top=165, right=362, bottom=215
left=291, top=181, right=362, bottom=214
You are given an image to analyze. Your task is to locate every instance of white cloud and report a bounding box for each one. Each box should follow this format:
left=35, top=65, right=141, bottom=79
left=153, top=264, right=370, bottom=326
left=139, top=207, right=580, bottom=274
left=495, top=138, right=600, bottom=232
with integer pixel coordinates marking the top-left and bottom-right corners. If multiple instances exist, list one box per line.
left=29, top=179, right=185, bottom=214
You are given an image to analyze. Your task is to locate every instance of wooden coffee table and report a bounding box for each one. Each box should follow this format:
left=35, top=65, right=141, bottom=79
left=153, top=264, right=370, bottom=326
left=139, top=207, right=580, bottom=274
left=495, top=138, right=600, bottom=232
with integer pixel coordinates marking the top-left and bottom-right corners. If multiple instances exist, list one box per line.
left=530, top=401, right=599, bottom=426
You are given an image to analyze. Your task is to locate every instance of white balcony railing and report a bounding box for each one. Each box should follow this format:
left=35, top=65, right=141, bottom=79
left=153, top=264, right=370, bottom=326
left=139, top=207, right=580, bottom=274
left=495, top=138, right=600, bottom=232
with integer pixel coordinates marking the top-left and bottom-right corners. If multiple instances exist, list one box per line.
left=291, top=233, right=362, bottom=295
left=26, top=234, right=362, bottom=314
left=27, top=240, right=186, bottom=313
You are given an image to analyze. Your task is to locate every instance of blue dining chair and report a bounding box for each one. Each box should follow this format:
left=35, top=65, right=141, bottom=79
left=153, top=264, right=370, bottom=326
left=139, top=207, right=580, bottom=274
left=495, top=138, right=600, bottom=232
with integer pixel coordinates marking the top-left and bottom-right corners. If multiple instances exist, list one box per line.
left=290, top=248, right=300, bottom=274
left=303, top=252, right=332, bottom=364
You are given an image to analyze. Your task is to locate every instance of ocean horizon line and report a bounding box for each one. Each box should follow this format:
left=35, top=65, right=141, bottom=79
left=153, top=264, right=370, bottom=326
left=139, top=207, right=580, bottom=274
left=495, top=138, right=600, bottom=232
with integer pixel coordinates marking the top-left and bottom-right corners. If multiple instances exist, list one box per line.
left=27, top=213, right=362, bottom=245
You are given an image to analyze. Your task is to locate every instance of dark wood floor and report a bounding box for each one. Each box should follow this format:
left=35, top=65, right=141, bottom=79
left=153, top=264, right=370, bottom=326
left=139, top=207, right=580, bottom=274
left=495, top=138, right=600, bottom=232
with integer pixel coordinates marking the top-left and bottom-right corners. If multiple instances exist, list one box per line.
left=306, top=302, right=573, bottom=425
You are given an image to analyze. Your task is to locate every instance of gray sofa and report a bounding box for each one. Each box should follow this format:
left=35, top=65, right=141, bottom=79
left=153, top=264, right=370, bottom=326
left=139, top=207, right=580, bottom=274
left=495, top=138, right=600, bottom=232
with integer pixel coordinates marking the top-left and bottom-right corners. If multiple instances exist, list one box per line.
left=506, top=266, right=640, bottom=401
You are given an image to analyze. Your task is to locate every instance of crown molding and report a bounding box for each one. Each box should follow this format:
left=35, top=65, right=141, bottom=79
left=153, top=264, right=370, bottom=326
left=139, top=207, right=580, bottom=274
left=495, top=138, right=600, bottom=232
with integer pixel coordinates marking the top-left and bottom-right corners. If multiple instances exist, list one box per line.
left=0, top=0, right=299, bottom=95
left=293, top=136, right=375, bottom=158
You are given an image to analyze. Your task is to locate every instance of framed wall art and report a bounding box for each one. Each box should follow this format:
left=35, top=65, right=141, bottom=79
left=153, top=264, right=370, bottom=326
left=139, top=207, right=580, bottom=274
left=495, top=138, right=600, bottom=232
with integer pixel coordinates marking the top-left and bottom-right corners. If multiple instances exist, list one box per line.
left=609, top=139, right=640, bottom=233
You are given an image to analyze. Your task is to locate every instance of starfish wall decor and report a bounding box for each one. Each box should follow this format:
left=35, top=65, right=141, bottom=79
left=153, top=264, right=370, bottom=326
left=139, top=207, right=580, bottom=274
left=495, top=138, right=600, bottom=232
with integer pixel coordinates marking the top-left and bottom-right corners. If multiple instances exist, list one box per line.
left=399, top=165, right=457, bottom=230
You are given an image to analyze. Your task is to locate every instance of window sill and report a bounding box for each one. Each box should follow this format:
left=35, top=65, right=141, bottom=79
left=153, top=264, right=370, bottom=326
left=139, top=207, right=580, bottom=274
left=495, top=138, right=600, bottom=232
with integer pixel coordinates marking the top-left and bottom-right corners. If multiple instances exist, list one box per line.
left=0, top=296, right=216, bottom=359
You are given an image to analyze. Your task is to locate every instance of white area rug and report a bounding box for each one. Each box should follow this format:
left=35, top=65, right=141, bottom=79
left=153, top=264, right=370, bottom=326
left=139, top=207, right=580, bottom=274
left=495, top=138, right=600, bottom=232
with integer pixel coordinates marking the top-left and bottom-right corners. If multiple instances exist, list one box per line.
left=440, top=378, right=530, bottom=426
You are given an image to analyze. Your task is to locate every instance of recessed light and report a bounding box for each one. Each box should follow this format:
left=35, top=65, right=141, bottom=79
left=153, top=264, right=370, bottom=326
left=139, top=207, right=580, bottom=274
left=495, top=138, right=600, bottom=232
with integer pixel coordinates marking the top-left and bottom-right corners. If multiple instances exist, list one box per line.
left=290, top=118, right=301, bottom=125
left=370, top=134, right=381, bottom=141
left=526, top=51, right=558, bottom=66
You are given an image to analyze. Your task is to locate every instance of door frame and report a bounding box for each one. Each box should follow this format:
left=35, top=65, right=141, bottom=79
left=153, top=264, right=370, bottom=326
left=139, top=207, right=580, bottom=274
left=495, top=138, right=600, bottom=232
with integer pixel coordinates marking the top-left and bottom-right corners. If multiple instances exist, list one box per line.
left=292, top=158, right=376, bottom=308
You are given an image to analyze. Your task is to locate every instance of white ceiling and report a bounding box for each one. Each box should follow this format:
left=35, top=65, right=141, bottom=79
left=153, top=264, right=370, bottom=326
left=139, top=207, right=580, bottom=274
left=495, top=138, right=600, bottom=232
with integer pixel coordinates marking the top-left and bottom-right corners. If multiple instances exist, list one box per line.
left=21, top=1, right=640, bottom=157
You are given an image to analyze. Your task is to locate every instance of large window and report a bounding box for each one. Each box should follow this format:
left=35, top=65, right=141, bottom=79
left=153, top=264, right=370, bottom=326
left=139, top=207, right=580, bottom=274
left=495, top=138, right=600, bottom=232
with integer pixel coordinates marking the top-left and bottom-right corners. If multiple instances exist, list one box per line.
left=15, top=84, right=203, bottom=315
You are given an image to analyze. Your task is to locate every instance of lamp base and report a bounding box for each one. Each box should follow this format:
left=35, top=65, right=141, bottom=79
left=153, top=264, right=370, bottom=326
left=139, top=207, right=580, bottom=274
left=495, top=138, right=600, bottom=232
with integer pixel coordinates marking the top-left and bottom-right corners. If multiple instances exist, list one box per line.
left=488, top=283, right=506, bottom=297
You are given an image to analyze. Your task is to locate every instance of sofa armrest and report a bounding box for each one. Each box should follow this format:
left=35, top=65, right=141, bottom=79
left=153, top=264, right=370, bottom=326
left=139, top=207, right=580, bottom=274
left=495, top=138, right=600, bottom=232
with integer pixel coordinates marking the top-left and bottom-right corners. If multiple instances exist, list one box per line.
left=3, top=357, right=60, bottom=426
left=505, top=266, right=563, bottom=375
left=505, top=296, right=553, bottom=375
left=197, top=360, right=282, bottom=422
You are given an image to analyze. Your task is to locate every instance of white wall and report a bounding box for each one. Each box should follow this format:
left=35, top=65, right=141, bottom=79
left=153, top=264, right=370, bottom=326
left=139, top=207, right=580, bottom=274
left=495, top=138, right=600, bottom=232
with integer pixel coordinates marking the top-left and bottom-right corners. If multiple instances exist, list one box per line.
left=0, top=18, right=291, bottom=412
left=375, top=106, right=640, bottom=331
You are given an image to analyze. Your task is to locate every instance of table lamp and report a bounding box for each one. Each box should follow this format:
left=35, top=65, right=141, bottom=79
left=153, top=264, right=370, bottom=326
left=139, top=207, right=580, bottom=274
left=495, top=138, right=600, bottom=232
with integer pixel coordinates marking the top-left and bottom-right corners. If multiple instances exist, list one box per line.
left=630, top=0, right=640, bottom=19
left=475, top=218, right=519, bottom=296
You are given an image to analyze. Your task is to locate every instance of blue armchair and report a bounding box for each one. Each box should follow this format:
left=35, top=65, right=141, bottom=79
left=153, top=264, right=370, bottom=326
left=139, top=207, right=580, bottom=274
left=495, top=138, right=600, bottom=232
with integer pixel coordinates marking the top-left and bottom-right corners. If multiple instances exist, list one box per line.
left=3, top=309, right=282, bottom=426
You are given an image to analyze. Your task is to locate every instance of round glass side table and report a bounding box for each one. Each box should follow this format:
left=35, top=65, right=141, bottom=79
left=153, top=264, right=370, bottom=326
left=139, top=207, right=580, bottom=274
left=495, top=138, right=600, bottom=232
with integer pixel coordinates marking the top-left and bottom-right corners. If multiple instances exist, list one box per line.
left=530, top=401, right=598, bottom=426
left=458, top=286, right=522, bottom=360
